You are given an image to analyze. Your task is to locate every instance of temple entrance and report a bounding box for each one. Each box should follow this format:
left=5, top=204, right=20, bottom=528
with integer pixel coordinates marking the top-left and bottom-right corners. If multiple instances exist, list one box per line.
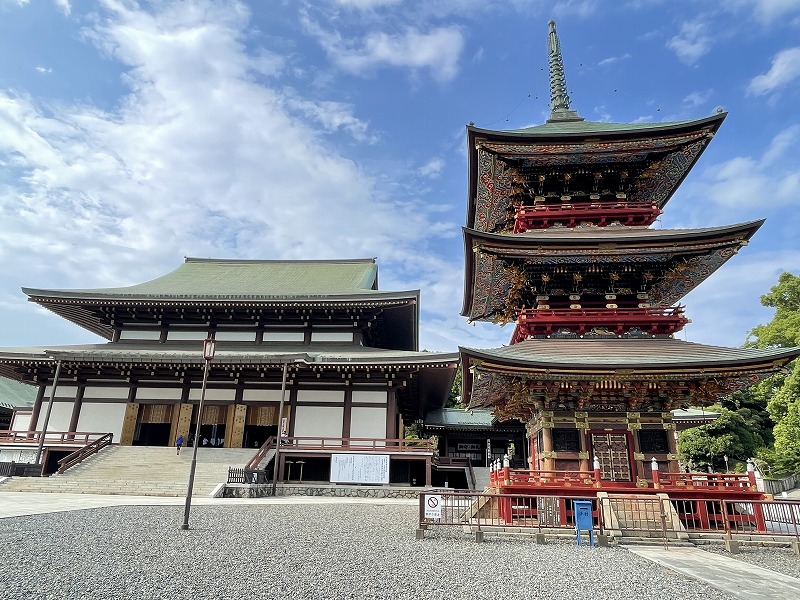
left=188, top=405, right=226, bottom=447
left=590, top=431, right=632, bottom=481
left=133, top=404, right=173, bottom=446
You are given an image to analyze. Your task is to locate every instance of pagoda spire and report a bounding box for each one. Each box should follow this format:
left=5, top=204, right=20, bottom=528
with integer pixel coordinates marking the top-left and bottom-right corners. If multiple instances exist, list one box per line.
left=546, top=20, right=583, bottom=123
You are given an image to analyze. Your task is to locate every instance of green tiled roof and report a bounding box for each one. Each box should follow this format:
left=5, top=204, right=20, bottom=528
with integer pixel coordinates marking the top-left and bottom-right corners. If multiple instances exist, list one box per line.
left=0, top=343, right=459, bottom=367
left=0, top=377, right=36, bottom=410
left=22, top=258, right=391, bottom=301
left=672, top=408, right=720, bottom=420
left=461, top=339, right=800, bottom=370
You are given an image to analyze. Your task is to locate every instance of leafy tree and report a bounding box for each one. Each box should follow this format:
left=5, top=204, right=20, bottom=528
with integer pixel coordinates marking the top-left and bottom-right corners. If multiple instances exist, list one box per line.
left=678, top=405, right=764, bottom=471
left=746, top=272, right=800, bottom=476
left=446, top=363, right=464, bottom=408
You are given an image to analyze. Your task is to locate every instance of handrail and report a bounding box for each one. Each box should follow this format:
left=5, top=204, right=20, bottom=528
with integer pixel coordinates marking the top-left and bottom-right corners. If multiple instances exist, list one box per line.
left=244, top=436, right=276, bottom=470
left=56, top=433, right=114, bottom=474
left=517, top=200, right=657, bottom=214
left=0, top=431, right=111, bottom=445
left=432, top=456, right=477, bottom=490
left=518, top=307, right=686, bottom=319
left=278, top=436, right=436, bottom=452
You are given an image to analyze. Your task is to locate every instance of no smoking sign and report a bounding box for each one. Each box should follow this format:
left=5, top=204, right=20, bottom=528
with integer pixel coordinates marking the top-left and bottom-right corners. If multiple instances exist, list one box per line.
left=424, top=494, right=442, bottom=519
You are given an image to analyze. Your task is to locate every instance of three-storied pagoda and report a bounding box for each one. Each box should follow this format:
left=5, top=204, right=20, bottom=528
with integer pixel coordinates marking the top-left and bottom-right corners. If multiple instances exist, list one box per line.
left=460, top=21, right=800, bottom=493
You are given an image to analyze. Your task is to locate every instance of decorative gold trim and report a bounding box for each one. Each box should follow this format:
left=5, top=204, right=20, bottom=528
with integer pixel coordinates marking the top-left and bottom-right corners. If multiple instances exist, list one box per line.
left=627, top=412, right=641, bottom=419
left=667, top=453, right=678, bottom=461
left=575, top=411, right=588, bottom=419
left=636, top=477, right=648, bottom=488
left=578, top=451, right=589, bottom=460
left=541, top=451, right=557, bottom=459
left=663, top=423, right=676, bottom=430
left=541, top=420, right=554, bottom=428
left=628, top=422, right=642, bottom=430
left=633, top=452, right=645, bottom=461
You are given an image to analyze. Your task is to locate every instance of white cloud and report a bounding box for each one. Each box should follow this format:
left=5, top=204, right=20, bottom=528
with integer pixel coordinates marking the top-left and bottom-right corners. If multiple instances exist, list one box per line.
left=55, top=0, right=70, bottom=15
left=35, top=66, right=53, bottom=74
left=598, top=53, right=631, bottom=66
left=0, top=0, right=30, bottom=7
left=747, top=47, right=800, bottom=96
left=666, top=21, right=712, bottom=66
left=683, top=89, right=712, bottom=107
left=334, top=0, right=402, bottom=8
left=303, top=18, right=465, bottom=82
left=0, top=0, right=463, bottom=348
left=553, top=0, right=598, bottom=18
left=692, top=125, right=800, bottom=209
left=418, top=157, right=444, bottom=178
left=748, top=0, right=800, bottom=23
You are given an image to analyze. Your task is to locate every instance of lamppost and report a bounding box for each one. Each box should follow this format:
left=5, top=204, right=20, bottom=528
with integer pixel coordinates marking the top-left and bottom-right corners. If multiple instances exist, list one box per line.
left=181, top=337, right=216, bottom=530
left=34, top=359, right=62, bottom=466
left=723, top=454, right=729, bottom=473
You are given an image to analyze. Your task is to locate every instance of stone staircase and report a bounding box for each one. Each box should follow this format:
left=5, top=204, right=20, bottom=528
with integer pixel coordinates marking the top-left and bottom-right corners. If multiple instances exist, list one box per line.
left=0, top=446, right=255, bottom=497
left=472, top=467, right=491, bottom=491
left=602, top=493, right=688, bottom=541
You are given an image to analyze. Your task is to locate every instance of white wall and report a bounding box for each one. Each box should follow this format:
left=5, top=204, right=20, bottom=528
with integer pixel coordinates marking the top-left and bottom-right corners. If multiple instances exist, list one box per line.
left=350, top=406, right=387, bottom=444
left=43, top=385, right=78, bottom=400
left=10, top=410, right=31, bottom=432
left=351, top=391, right=387, bottom=404
left=214, top=330, right=256, bottom=342
left=83, top=386, right=130, bottom=400
left=242, top=389, right=285, bottom=402
left=263, top=331, right=305, bottom=342
left=167, top=330, right=209, bottom=341
left=297, top=390, right=344, bottom=403
left=119, top=329, right=161, bottom=341
left=310, top=331, right=354, bottom=342
left=188, top=388, right=235, bottom=401
left=36, top=402, right=73, bottom=432
left=76, top=403, right=127, bottom=438
left=135, top=388, right=183, bottom=401
left=293, top=405, right=343, bottom=443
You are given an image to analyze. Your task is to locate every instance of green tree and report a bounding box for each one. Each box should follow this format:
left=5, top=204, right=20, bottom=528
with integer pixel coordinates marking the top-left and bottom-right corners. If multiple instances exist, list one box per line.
left=678, top=405, right=764, bottom=471
left=747, top=272, right=800, bottom=476
left=446, top=363, right=464, bottom=408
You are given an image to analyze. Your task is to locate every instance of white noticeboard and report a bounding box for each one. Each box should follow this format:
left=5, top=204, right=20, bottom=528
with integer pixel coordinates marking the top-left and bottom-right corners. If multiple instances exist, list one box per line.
left=424, top=494, right=442, bottom=520
left=330, top=454, right=390, bottom=484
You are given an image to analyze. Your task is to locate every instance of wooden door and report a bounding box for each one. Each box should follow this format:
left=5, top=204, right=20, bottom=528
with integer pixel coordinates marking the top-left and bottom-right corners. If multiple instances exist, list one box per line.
left=590, top=432, right=632, bottom=482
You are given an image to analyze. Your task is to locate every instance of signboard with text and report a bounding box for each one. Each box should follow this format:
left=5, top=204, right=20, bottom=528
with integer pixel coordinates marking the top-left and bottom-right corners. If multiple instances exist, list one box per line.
left=330, top=454, right=390, bottom=484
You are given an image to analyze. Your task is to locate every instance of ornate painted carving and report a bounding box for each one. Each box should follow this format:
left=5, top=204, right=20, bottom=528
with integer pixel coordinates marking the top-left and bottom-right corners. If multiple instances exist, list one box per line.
left=474, top=150, right=514, bottom=233
left=470, top=252, right=514, bottom=321
left=649, top=246, right=737, bottom=305
left=630, top=139, right=709, bottom=206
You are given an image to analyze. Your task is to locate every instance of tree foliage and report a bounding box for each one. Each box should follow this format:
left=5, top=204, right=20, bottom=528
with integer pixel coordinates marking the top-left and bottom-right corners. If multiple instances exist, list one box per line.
left=678, top=405, right=764, bottom=471
left=446, top=363, right=464, bottom=408
left=746, top=272, right=800, bottom=476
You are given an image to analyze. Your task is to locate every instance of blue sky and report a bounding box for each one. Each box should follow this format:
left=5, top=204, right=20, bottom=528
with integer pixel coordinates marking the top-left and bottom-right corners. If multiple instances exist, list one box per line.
left=1, top=0, right=799, bottom=353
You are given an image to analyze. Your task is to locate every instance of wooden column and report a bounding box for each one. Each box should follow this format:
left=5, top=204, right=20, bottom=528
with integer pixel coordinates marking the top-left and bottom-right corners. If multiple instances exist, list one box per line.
left=386, top=389, right=397, bottom=439
left=541, top=426, right=554, bottom=471
left=342, top=388, right=352, bottom=439
left=226, top=404, right=246, bottom=448
left=28, top=385, right=46, bottom=434
left=67, top=385, right=86, bottom=438
left=119, top=403, right=140, bottom=446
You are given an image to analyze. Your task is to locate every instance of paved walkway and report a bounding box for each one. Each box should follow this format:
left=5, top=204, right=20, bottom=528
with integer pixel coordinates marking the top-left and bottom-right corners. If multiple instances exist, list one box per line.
left=628, top=546, right=800, bottom=600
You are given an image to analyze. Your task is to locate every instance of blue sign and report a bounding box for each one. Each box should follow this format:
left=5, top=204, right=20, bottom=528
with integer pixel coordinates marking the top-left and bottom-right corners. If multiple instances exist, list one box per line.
left=573, top=500, right=595, bottom=547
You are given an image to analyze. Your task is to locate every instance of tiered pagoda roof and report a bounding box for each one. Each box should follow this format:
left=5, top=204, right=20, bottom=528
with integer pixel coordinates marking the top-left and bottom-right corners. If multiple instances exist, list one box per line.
left=458, top=20, right=800, bottom=419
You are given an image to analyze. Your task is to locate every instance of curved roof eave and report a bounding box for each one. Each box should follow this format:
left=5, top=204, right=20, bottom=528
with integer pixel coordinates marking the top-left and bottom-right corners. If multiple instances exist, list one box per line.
left=459, top=340, right=800, bottom=373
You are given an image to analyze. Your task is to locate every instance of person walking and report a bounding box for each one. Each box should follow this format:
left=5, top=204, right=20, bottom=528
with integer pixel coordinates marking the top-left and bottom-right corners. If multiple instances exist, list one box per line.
left=176, top=434, right=184, bottom=455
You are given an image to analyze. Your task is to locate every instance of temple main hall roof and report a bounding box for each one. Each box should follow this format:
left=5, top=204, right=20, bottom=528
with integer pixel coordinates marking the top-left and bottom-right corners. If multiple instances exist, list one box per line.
left=22, top=257, right=398, bottom=301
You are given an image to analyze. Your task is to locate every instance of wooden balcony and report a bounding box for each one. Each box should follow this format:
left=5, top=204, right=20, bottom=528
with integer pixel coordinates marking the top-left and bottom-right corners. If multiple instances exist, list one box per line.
left=514, top=200, right=661, bottom=231
left=511, top=306, right=689, bottom=342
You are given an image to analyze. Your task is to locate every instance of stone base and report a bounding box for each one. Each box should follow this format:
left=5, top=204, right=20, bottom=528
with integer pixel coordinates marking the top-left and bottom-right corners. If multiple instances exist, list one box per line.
left=724, top=539, right=740, bottom=554
left=792, top=540, right=800, bottom=556
left=224, top=483, right=421, bottom=499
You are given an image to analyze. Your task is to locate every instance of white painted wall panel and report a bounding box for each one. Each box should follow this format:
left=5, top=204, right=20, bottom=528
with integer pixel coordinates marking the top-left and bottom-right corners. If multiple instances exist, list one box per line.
left=214, top=331, right=256, bottom=342
left=293, top=406, right=343, bottom=443
left=77, top=403, right=127, bottom=438
left=119, top=329, right=161, bottom=340
left=135, top=388, right=183, bottom=401
left=310, top=331, right=354, bottom=342
left=10, top=411, right=31, bottom=432
left=167, top=330, right=209, bottom=341
left=350, top=407, right=387, bottom=444
left=36, top=402, right=73, bottom=432
left=83, top=386, right=130, bottom=400
left=297, top=389, right=344, bottom=403
left=188, top=388, right=236, bottom=401
left=351, top=391, right=387, bottom=404
left=43, top=386, right=78, bottom=400
left=263, top=331, right=305, bottom=342
left=242, top=389, right=285, bottom=402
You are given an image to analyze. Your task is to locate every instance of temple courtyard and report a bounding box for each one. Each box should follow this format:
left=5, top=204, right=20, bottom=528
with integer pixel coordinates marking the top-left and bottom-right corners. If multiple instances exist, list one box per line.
left=1, top=494, right=799, bottom=599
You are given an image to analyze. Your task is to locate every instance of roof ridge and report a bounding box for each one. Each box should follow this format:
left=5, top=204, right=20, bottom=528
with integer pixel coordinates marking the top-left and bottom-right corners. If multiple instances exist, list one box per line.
left=183, top=257, right=377, bottom=265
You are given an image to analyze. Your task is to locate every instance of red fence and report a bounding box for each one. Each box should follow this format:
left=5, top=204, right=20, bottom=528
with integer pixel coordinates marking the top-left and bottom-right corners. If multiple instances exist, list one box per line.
left=0, top=431, right=110, bottom=445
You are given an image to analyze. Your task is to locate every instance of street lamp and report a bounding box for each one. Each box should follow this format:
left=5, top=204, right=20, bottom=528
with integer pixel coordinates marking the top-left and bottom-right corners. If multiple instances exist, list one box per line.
left=723, top=454, right=729, bottom=473
left=181, top=337, right=216, bottom=530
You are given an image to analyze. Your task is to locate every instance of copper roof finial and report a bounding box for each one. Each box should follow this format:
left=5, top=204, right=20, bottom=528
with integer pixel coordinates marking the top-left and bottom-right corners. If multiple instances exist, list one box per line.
left=546, top=20, right=583, bottom=123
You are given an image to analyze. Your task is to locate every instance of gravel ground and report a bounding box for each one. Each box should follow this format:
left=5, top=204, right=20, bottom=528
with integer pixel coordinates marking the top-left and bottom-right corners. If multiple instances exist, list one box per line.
left=0, top=503, right=739, bottom=600
left=699, top=543, right=800, bottom=580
